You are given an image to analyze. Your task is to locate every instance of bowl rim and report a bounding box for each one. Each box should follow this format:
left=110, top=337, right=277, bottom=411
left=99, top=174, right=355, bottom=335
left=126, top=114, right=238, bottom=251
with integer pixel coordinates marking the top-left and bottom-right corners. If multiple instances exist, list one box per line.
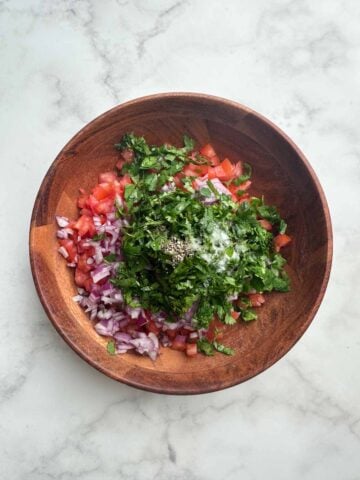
left=29, top=92, right=333, bottom=394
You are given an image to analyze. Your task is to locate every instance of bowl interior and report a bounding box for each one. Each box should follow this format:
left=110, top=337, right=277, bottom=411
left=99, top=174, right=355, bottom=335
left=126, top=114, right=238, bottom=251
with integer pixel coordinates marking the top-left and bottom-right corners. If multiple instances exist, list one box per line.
left=30, top=94, right=332, bottom=394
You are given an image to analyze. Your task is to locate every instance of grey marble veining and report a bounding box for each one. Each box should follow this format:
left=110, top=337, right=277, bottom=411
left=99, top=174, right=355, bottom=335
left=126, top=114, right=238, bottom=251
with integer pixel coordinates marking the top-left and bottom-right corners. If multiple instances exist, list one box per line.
left=1, top=0, right=359, bottom=479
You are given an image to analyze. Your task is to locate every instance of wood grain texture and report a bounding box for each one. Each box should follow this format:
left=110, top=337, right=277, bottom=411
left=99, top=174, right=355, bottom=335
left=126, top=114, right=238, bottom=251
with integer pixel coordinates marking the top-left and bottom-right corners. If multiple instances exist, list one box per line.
left=29, top=93, right=333, bottom=394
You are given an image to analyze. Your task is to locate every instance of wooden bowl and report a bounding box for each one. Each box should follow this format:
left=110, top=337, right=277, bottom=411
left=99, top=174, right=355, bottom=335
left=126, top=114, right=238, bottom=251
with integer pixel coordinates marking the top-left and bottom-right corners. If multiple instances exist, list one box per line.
left=29, top=93, right=332, bottom=394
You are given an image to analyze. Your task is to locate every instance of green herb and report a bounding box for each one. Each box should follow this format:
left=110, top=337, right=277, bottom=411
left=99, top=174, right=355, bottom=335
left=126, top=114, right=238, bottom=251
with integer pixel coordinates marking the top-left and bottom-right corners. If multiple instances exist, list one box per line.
left=241, top=308, right=258, bottom=322
left=213, top=341, right=235, bottom=355
left=92, top=232, right=105, bottom=241
left=112, top=133, right=290, bottom=347
left=197, top=338, right=215, bottom=356
left=257, top=203, right=287, bottom=234
left=104, top=253, right=117, bottom=263
left=107, top=340, right=116, bottom=355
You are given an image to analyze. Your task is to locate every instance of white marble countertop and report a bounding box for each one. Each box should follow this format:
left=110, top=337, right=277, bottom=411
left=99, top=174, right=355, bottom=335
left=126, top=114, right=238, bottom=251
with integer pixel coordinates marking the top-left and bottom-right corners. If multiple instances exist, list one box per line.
left=1, top=1, right=359, bottom=478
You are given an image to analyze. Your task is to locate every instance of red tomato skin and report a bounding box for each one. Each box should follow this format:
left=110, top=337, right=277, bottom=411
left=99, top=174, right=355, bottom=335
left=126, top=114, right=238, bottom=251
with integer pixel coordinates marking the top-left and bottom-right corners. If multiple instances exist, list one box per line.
left=59, top=239, right=77, bottom=262
left=186, top=343, right=198, bottom=357
left=99, top=172, right=117, bottom=183
left=274, top=234, right=291, bottom=252
left=200, top=144, right=217, bottom=159
left=146, top=321, right=161, bottom=336
left=171, top=339, right=187, bottom=351
left=248, top=293, right=265, bottom=307
left=258, top=219, right=272, bottom=231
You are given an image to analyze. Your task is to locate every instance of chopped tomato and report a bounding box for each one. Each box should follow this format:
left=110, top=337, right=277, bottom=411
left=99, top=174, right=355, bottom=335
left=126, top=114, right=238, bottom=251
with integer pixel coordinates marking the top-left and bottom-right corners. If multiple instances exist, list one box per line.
left=166, top=329, right=179, bottom=340
left=209, top=155, right=220, bottom=166
left=208, top=158, right=237, bottom=181
left=92, top=182, right=114, bottom=201
left=80, top=208, right=93, bottom=217
left=121, top=149, right=134, bottom=162
left=229, top=180, right=252, bottom=197
left=74, top=215, right=96, bottom=238
left=118, top=174, right=133, bottom=189
left=75, top=268, right=90, bottom=288
left=99, top=171, right=117, bottom=183
left=146, top=320, right=161, bottom=336
left=232, top=161, right=243, bottom=177
left=200, top=143, right=216, bottom=158
left=248, top=293, right=265, bottom=307
left=186, top=343, right=197, bottom=357
left=274, top=234, right=292, bottom=252
left=183, top=165, right=199, bottom=177
left=220, top=158, right=234, bottom=176
left=77, top=253, right=93, bottom=273
left=258, top=219, right=272, bottom=231
left=59, top=239, right=77, bottom=262
left=206, top=318, right=225, bottom=342
left=186, top=163, right=208, bottom=175
left=230, top=310, right=240, bottom=320
left=95, top=197, right=116, bottom=215
left=207, top=165, right=224, bottom=180
left=171, top=337, right=187, bottom=351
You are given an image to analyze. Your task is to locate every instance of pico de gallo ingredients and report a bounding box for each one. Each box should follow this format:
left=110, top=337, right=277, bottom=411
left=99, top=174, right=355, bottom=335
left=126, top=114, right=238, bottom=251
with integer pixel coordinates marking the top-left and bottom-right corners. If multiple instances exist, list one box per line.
left=56, top=134, right=291, bottom=360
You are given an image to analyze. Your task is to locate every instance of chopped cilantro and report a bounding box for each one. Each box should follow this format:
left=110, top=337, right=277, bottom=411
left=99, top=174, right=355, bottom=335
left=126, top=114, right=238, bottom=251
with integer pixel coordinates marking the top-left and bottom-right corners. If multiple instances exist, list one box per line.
left=213, top=341, right=235, bottom=355
left=112, top=134, right=291, bottom=353
left=197, top=339, right=214, bottom=355
left=107, top=340, right=116, bottom=355
left=92, top=232, right=105, bottom=241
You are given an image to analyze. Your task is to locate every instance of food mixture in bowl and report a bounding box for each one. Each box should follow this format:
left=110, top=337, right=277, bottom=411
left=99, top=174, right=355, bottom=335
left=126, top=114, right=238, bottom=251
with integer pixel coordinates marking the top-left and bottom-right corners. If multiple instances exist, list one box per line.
left=56, top=134, right=292, bottom=360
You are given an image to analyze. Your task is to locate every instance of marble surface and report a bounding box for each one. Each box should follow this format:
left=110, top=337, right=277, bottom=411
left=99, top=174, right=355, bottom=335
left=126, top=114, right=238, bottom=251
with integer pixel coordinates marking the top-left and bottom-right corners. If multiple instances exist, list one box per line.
left=1, top=0, right=359, bottom=478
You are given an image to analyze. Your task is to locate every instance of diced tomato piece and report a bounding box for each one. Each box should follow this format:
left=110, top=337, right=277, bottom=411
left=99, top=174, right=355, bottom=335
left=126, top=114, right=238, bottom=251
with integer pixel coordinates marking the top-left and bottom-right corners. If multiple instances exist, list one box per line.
left=75, top=268, right=90, bottom=288
left=233, top=161, right=243, bottom=177
left=99, top=171, right=117, bottom=183
left=182, top=166, right=196, bottom=177
left=92, top=182, right=114, bottom=201
left=118, top=174, right=133, bottom=189
left=200, top=144, right=217, bottom=159
left=186, top=163, right=208, bottom=175
left=121, top=149, right=134, bottom=162
left=87, top=194, right=99, bottom=213
left=94, top=198, right=115, bottom=215
left=166, top=329, right=179, bottom=340
left=84, top=277, right=93, bottom=292
left=274, top=234, right=292, bottom=252
left=77, top=253, right=93, bottom=273
left=207, top=165, right=224, bottom=180
left=210, top=155, right=220, bottom=166
left=248, top=293, right=265, bottom=307
left=258, top=219, right=272, bottom=231
left=186, top=343, right=197, bottom=357
left=230, top=310, right=240, bottom=320
left=80, top=208, right=93, bottom=217
left=208, top=159, right=236, bottom=182
left=220, top=158, right=234, bottom=176
left=229, top=180, right=252, bottom=198
left=74, top=215, right=96, bottom=238
left=59, top=239, right=77, bottom=262
left=146, top=320, right=161, bottom=336
left=206, top=318, right=225, bottom=342
left=171, top=337, right=187, bottom=351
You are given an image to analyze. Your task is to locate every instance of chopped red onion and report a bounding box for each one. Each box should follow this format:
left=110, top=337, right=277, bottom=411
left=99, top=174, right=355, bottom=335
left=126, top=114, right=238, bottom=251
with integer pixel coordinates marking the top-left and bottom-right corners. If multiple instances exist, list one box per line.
left=56, top=215, right=69, bottom=228
left=58, top=246, right=69, bottom=259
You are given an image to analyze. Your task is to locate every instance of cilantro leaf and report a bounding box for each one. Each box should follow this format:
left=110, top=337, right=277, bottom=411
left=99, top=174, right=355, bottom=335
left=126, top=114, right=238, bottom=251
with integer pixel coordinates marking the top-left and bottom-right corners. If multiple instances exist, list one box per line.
left=107, top=340, right=116, bottom=355
left=213, top=341, right=235, bottom=355
left=197, top=339, right=214, bottom=356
